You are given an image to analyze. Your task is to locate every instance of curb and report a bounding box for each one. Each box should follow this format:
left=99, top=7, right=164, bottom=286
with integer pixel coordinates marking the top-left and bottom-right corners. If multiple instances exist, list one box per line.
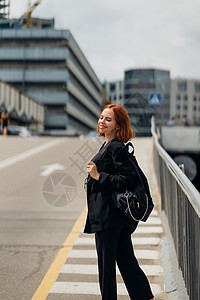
left=160, top=211, right=190, bottom=300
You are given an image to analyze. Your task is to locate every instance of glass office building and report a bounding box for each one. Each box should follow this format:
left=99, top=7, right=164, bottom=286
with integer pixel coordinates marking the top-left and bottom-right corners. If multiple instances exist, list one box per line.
left=124, top=68, right=170, bottom=126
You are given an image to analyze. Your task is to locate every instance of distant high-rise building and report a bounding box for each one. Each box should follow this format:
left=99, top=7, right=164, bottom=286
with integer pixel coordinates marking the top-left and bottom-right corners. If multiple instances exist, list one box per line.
left=124, top=68, right=170, bottom=126
left=104, top=68, right=170, bottom=135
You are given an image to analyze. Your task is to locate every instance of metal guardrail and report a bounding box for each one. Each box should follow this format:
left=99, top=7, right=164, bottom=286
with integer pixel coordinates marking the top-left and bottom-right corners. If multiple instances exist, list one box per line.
left=151, top=117, right=200, bottom=300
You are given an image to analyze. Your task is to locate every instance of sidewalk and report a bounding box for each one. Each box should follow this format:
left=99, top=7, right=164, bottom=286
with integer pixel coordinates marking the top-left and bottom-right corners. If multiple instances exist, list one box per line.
left=47, top=210, right=167, bottom=299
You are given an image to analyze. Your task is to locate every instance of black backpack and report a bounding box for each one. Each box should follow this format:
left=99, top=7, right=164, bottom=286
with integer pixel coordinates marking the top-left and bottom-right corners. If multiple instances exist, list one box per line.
left=112, top=142, right=154, bottom=222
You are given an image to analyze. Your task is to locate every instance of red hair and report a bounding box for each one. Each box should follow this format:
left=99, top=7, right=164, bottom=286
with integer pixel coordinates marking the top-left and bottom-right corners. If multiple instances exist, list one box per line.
left=97, top=104, right=134, bottom=143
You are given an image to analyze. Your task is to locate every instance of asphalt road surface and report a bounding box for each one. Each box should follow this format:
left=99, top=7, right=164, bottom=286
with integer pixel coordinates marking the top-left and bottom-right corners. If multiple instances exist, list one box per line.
left=0, top=136, right=101, bottom=300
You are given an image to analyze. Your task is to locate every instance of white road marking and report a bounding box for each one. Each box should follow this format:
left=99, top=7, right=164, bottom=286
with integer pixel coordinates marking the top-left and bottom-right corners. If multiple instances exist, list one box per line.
left=50, top=281, right=162, bottom=295
left=68, top=249, right=159, bottom=260
left=40, top=163, right=65, bottom=176
left=0, top=139, right=65, bottom=170
left=60, top=264, right=163, bottom=276
left=141, top=217, right=162, bottom=225
left=132, top=237, right=161, bottom=245
left=150, top=210, right=158, bottom=216
left=74, top=236, right=161, bottom=246
left=135, top=226, right=163, bottom=234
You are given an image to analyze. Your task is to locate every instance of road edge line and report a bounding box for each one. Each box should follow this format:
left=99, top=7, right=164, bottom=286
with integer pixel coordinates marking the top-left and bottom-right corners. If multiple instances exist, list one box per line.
left=31, top=207, right=87, bottom=300
left=0, top=138, right=64, bottom=170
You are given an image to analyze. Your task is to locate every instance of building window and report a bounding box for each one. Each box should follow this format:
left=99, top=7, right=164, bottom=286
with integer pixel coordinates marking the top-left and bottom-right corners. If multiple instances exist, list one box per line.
left=132, top=78, right=139, bottom=85
left=193, top=106, right=197, bottom=111
left=194, top=83, right=200, bottom=92
left=176, top=94, right=181, bottom=101
left=110, top=83, right=116, bottom=91
left=176, top=104, right=181, bottom=110
left=125, top=71, right=133, bottom=80
left=178, top=81, right=187, bottom=91
left=193, top=96, right=197, bottom=102
left=184, top=95, right=188, bottom=101
left=149, top=77, right=155, bottom=85
left=183, top=105, right=188, bottom=110
left=124, top=84, right=133, bottom=90
left=124, top=93, right=132, bottom=99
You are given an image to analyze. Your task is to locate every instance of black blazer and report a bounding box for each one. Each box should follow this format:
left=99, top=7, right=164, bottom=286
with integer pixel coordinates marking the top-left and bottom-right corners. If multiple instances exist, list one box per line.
left=84, top=138, right=138, bottom=234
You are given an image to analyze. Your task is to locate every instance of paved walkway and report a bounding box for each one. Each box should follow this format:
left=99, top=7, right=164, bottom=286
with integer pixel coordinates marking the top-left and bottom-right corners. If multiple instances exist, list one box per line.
left=46, top=138, right=169, bottom=299
left=47, top=210, right=167, bottom=299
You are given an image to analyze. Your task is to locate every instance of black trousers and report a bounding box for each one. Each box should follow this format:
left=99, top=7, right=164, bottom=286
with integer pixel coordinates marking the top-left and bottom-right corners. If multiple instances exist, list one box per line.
left=95, top=222, right=154, bottom=300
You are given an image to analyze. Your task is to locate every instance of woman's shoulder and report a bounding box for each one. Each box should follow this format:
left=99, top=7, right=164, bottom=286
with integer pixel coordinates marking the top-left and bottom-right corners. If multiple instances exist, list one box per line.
left=106, top=138, right=126, bottom=152
left=107, top=138, right=123, bottom=145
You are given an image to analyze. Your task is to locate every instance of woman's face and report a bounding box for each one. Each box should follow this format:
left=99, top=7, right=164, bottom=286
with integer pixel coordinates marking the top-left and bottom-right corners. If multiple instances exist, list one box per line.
left=98, top=108, right=117, bottom=136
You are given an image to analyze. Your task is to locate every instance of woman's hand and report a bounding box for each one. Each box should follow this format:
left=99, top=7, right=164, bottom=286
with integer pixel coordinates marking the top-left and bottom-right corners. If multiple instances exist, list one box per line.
left=87, top=161, right=100, bottom=181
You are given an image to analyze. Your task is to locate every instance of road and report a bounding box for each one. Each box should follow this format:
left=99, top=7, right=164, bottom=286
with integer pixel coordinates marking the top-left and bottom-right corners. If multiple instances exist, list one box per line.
left=0, top=136, right=100, bottom=300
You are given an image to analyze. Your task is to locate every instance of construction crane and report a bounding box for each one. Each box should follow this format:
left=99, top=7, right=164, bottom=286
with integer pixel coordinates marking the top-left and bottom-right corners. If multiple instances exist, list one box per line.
left=0, top=0, right=10, bottom=20
left=20, top=0, right=41, bottom=28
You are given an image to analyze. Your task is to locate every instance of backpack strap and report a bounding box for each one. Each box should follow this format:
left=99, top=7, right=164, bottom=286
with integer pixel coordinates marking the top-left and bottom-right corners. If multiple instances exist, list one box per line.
left=125, top=142, right=135, bottom=155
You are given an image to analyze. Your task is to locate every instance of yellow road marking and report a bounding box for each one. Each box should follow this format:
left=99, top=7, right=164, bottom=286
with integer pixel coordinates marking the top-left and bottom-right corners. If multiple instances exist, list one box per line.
left=31, top=207, right=87, bottom=300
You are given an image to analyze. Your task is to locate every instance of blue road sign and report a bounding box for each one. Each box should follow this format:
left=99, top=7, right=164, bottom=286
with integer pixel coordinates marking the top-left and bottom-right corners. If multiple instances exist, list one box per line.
left=149, top=94, right=161, bottom=106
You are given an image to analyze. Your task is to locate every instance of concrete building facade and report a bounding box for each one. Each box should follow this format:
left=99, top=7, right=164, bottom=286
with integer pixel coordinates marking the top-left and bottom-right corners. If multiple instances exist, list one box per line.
left=0, top=80, right=44, bottom=130
left=170, top=78, right=200, bottom=125
left=103, top=80, right=124, bottom=106
left=0, top=28, right=102, bottom=134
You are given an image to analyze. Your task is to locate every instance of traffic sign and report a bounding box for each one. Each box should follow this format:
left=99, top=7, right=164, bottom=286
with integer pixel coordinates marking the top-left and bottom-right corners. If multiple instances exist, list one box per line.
left=149, top=94, right=161, bottom=106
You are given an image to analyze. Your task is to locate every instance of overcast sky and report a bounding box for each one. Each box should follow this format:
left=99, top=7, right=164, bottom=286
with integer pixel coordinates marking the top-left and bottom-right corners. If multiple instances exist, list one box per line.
left=10, top=0, right=200, bottom=82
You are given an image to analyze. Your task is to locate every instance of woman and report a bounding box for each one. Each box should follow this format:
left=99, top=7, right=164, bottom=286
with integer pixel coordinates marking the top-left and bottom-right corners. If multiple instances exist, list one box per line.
left=84, top=104, right=154, bottom=300
left=1, top=111, right=9, bottom=136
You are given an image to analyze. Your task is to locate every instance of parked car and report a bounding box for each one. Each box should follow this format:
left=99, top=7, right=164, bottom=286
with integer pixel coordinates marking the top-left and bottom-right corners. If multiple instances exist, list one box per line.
left=5, top=125, right=31, bottom=137
left=87, top=130, right=99, bottom=138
